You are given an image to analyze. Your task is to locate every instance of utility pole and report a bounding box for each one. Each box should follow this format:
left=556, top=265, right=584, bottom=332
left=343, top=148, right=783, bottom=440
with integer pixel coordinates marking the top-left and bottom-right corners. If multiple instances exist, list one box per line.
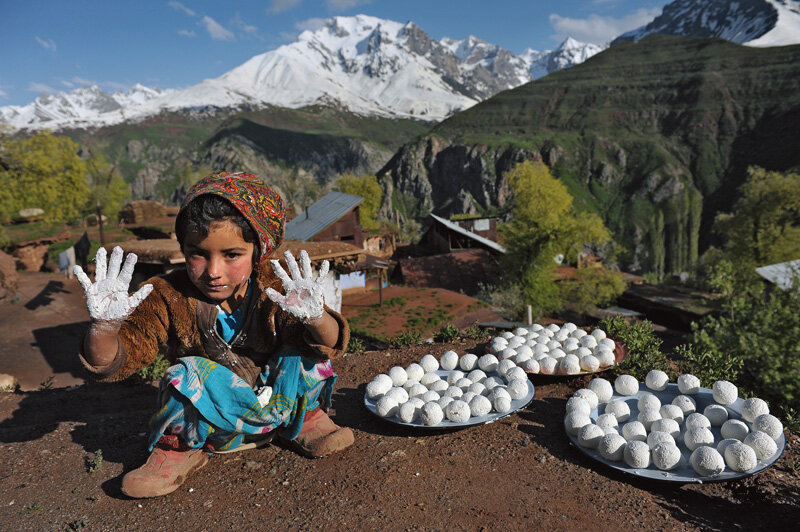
left=97, top=200, right=105, bottom=246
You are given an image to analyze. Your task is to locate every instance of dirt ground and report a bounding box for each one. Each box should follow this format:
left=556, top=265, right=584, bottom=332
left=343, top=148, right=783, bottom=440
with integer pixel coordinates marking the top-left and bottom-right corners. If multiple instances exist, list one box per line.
left=1, top=274, right=799, bottom=530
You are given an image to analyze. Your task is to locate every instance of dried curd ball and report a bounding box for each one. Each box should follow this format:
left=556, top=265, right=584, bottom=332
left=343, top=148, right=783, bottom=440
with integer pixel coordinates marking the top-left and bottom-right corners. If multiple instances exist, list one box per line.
left=712, top=380, right=738, bottom=405
left=563, top=338, right=580, bottom=353
left=647, top=431, right=676, bottom=450
left=659, top=404, right=684, bottom=424
left=493, top=392, right=512, bottom=413
left=724, top=441, right=758, bottom=472
left=540, top=357, right=558, bottom=375
left=677, top=374, right=701, bottom=395
left=445, top=400, right=471, bottom=423
left=489, top=386, right=511, bottom=403
left=534, top=351, right=551, bottom=362
left=513, top=327, right=529, bottom=336
left=744, top=431, right=778, bottom=460
left=571, top=328, right=587, bottom=339
left=580, top=335, right=598, bottom=349
left=398, top=401, right=420, bottom=423
left=366, top=375, right=393, bottom=399
left=533, top=343, right=549, bottom=355
left=596, top=413, right=619, bottom=431
left=704, top=404, right=729, bottom=427
left=408, top=396, right=425, bottom=409
left=490, top=337, right=508, bottom=350
left=614, top=375, right=639, bottom=396
left=684, top=427, right=715, bottom=452
left=408, top=383, right=429, bottom=399
left=546, top=323, right=561, bottom=333
left=507, top=378, right=529, bottom=400
left=460, top=391, right=477, bottom=405
left=437, top=396, right=455, bottom=410
left=440, top=350, right=459, bottom=371
left=566, top=396, right=592, bottom=415
left=497, top=359, right=517, bottom=378
left=376, top=396, right=399, bottom=418
left=546, top=339, right=561, bottom=351
left=684, top=412, right=711, bottom=431
left=588, top=378, right=614, bottom=402
left=721, top=419, right=750, bottom=441
left=624, top=441, right=651, bottom=469
left=637, top=393, right=662, bottom=412
left=672, top=395, right=697, bottom=416
left=515, top=345, right=533, bottom=361
left=579, top=424, right=606, bottom=449
left=559, top=354, right=582, bottom=375
left=402, top=380, right=417, bottom=391
left=598, top=338, right=616, bottom=351
left=507, top=336, right=524, bottom=349
left=637, top=408, right=662, bottom=431
left=455, top=377, right=473, bottom=390
left=573, top=388, right=599, bottom=410
left=549, top=348, right=567, bottom=360
left=447, top=370, right=465, bottom=385
left=468, top=382, right=487, bottom=396
left=483, top=376, right=505, bottom=391
left=652, top=442, right=682, bottom=471
left=741, top=398, right=770, bottom=423
left=621, top=421, right=647, bottom=442
left=467, top=369, right=487, bottom=383
left=421, top=390, right=441, bottom=403
left=555, top=329, right=570, bottom=342
left=520, top=359, right=540, bottom=373
left=430, top=380, right=449, bottom=394
left=500, top=347, right=518, bottom=360
left=420, top=354, right=439, bottom=373
left=580, top=355, right=600, bottom=372
left=443, top=386, right=463, bottom=399
left=468, top=395, right=493, bottom=417
left=420, top=402, right=444, bottom=426
left=500, top=331, right=515, bottom=340
left=604, top=399, right=631, bottom=422
left=716, top=438, right=740, bottom=457
left=591, top=328, right=607, bottom=341
left=405, top=363, right=425, bottom=383
left=595, top=349, right=616, bottom=368
left=650, top=418, right=681, bottom=440
left=645, top=370, right=669, bottom=392
left=420, top=372, right=442, bottom=388
left=478, top=354, right=499, bottom=373
left=386, top=387, right=410, bottom=405
left=599, top=433, right=627, bottom=461
left=388, top=366, right=408, bottom=387
left=459, top=353, right=479, bottom=371
left=562, top=322, right=578, bottom=332
left=564, top=411, right=591, bottom=436
left=753, top=414, right=784, bottom=440
left=575, top=347, right=593, bottom=359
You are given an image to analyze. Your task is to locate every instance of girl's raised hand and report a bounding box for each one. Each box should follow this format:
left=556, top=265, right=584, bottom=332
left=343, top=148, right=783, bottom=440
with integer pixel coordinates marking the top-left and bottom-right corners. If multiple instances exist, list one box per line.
left=74, top=246, right=153, bottom=322
left=266, top=250, right=329, bottom=324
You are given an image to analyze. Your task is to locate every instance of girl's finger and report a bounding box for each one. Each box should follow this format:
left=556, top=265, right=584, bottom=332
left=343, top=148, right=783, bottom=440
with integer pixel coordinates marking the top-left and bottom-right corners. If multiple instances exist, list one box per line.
left=117, top=252, right=138, bottom=288
left=285, top=250, right=302, bottom=281
left=300, top=250, right=312, bottom=279
left=107, top=246, right=124, bottom=281
left=271, top=259, right=294, bottom=289
left=265, top=287, right=288, bottom=305
left=128, top=283, right=153, bottom=309
left=94, top=247, right=108, bottom=282
left=74, top=265, right=92, bottom=292
left=316, top=260, right=330, bottom=284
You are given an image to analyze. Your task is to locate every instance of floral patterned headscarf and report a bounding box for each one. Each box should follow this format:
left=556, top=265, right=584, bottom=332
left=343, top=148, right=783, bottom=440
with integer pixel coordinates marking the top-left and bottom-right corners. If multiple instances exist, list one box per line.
left=181, top=172, right=285, bottom=262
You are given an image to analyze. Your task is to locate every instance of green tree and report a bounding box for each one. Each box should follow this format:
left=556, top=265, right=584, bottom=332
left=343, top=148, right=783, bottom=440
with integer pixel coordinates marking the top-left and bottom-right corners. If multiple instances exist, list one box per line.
left=86, top=154, right=130, bottom=220
left=0, top=130, right=89, bottom=223
left=560, top=266, right=627, bottom=315
left=335, top=173, right=382, bottom=230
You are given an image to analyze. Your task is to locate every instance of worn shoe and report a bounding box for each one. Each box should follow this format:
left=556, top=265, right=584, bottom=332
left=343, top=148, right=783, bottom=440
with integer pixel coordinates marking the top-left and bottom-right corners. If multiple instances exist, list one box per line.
left=121, top=435, right=209, bottom=498
left=209, top=432, right=274, bottom=454
left=281, top=408, right=354, bottom=458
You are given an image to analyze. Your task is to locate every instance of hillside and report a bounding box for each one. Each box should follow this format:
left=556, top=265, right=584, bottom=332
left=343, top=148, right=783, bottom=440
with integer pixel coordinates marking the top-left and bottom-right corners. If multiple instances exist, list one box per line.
left=378, top=35, right=800, bottom=275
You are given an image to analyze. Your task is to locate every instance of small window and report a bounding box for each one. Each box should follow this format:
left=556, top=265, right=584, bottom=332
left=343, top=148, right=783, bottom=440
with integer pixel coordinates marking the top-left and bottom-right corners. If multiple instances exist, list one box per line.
left=340, top=235, right=355, bottom=241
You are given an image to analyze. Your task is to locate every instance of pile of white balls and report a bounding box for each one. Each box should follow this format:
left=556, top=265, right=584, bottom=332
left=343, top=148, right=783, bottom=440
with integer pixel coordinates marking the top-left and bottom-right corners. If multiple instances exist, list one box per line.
left=564, top=370, right=783, bottom=477
left=487, top=323, right=616, bottom=376
left=366, top=350, right=531, bottom=426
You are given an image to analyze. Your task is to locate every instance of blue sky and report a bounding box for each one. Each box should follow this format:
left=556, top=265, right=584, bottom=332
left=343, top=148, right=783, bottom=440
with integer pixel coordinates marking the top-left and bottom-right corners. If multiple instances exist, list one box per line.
left=0, top=0, right=664, bottom=107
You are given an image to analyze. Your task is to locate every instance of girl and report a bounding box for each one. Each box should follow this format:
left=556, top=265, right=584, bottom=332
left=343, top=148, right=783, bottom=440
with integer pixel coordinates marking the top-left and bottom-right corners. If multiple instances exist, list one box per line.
left=75, top=172, right=353, bottom=498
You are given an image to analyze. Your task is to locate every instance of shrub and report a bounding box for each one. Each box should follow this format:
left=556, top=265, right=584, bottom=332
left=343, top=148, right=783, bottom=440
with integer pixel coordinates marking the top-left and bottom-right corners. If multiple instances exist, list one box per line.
left=600, top=316, right=673, bottom=381
left=390, top=330, right=422, bottom=348
left=346, top=336, right=366, bottom=353
left=133, top=353, right=171, bottom=383
left=433, top=323, right=461, bottom=343
left=674, top=343, right=743, bottom=389
left=462, top=322, right=491, bottom=341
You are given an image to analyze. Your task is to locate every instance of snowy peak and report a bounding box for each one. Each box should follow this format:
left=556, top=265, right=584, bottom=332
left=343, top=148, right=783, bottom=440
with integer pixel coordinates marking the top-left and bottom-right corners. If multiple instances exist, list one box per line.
left=521, top=38, right=606, bottom=79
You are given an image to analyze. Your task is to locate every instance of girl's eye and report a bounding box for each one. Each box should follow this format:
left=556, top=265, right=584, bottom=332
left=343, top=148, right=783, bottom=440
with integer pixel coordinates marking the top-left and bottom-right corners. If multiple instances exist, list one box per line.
left=226, top=252, right=242, bottom=260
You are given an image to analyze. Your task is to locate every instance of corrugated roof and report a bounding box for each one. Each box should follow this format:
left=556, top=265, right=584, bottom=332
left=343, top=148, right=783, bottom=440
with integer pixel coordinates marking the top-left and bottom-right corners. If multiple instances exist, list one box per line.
left=429, top=213, right=506, bottom=254
left=284, top=191, right=363, bottom=241
left=755, top=259, right=800, bottom=290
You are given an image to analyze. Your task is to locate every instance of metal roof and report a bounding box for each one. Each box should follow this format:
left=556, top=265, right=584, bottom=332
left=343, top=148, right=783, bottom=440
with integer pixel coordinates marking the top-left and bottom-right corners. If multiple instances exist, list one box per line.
left=755, top=259, right=800, bottom=290
left=284, top=191, right=363, bottom=241
left=428, top=213, right=506, bottom=254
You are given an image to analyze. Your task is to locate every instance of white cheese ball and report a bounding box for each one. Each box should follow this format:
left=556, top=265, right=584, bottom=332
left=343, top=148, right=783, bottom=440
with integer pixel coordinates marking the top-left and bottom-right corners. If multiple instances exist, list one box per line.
left=591, top=328, right=607, bottom=341
left=376, top=396, right=399, bottom=418
left=467, top=369, right=487, bottom=383
left=672, top=395, right=697, bottom=416
left=659, top=404, right=685, bottom=424
left=546, top=339, right=561, bottom=351
left=652, top=441, right=682, bottom=471
left=445, top=400, right=471, bottom=423
left=712, top=380, right=738, bottom=405
left=478, top=354, right=499, bottom=373
left=499, top=347, right=518, bottom=360
left=579, top=355, right=600, bottom=372
left=564, top=411, right=591, bottom=436
left=405, top=363, right=425, bottom=383
left=440, top=350, right=459, bottom=371
left=420, top=372, right=442, bottom=388
left=562, top=322, right=578, bottom=332
left=483, top=376, right=505, bottom=391
left=645, top=370, right=669, bottom=392
left=704, top=404, right=729, bottom=426
left=575, top=347, right=593, bottom=359
left=530, top=324, right=544, bottom=332
left=578, top=424, right=606, bottom=449
left=595, top=350, right=616, bottom=368
left=490, top=337, right=508, bottom=351
left=570, top=328, right=587, bottom=339
left=386, top=387, right=410, bottom=405
left=420, top=402, right=444, bottom=426
left=437, top=396, right=455, bottom=410
left=596, top=413, right=619, bottom=430
left=604, top=399, right=631, bottom=422
left=622, top=421, right=648, bottom=442
left=573, top=388, right=599, bottom=410
left=721, top=419, right=750, bottom=441
left=753, top=414, right=784, bottom=440
left=489, top=386, right=511, bottom=403
left=496, top=358, right=517, bottom=378
left=724, top=441, right=758, bottom=472
left=650, top=418, right=681, bottom=440
left=614, top=375, right=639, bottom=396
left=566, top=396, right=592, bottom=416
left=624, top=441, right=651, bottom=469
left=637, top=393, right=662, bottom=412
left=549, top=348, right=567, bottom=361
left=507, top=336, right=524, bottom=349
left=562, top=338, right=580, bottom=353
left=492, top=393, right=512, bottom=414
left=421, top=390, right=441, bottom=403
left=533, top=343, right=550, bottom=355
left=458, top=353, right=478, bottom=371
left=533, top=352, right=551, bottom=363
left=602, top=425, right=620, bottom=435
left=447, top=370, right=465, bottom=385
left=520, top=359, right=540, bottom=374
left=430, top=380, right=449, bottom=394
left=402, top=380, right=418, bottom=391
left=515, top=345, right=533, bottom=359
left=647, top=431, right=676, bottom=450
left=677, top=374, right=701, bottom=395
left=539, top=357, right=558, bottom=375
left=513, top=327, right=529, bottom=336
left=716, top=438, right=741, bottom=457
left=559, top=355, right=582, bottom=375
left=580, top=335, right=598, bottom=349
left=684, top=413, right=711, bottom=431
left=468, top=382, right=487, bottom=396
left=366, top=378, right=392, bottom=399
left=505, top=367, right=527, bottom=383
left=388, top=366, right=408, bottom=387
left=513, top=352, right=532, bottom=365
left=690, top=446, right=725, bottom=477
left=398, top=401, right=420, bottom=423
left=637, top=408, right=662, bottom=431
left=599, top=338, right=616, bottom=350
left=408, top=396, right=425, bottom=409
left=684, top=427, right=715, bottom=451
left=744, top=431, right=778, bottom=460
left=408, top=383, right=429, bottom=399
left=468, top=395, right=492, bottom=417
left=599, top=433, right=627, bottom=461
left=588, top=378, right=614, bottom=402
left=554, top=329, right=570, bottom=342
left=546, top=323, right=560, bottom=333
left=460, top=391, right=477, bottom=405
left=500, top=331, right=515, bottom=340
left=507, top=378, right=529, bottom=400
left=419, top=354, right=439, bottom=373
left=455, top=377, right=473, bottom=390
left=741, top=398, right=770, bottom=423
left=443, top=386, right=463, bottom=399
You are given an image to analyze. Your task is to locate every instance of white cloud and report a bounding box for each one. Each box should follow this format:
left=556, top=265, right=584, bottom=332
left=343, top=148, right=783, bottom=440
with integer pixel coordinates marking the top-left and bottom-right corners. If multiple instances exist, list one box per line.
left=28, top=82, right=57, bottom=94
left=35, top=36, right=57, bottom=51
left=61, top=80, right=74, bottom=88
left=325, top=0, right=371, bottom=9
left=0, top=88, right=7, bottom=98
left=178, top=29, right=197, bottom=37
left=231, top=14, right=259, bottom=36
left=203, top=16, right=235, bottom=41
left=168, top=1, right=196, bottom=17
left=295, top=17, right=326, bottom=33
left=72, top=76, right=96, bottom=86
left=269, top=0, right=302, bottom=14
left=549, top=7, right=661, bottom=45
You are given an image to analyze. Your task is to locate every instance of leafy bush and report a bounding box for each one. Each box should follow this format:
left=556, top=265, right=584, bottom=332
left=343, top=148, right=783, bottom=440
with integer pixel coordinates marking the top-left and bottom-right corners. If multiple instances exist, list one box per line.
left=600, top=316, right=673, bottom=381
left=346, top=336, right=366, bottom=353
left=674, top=343, right=743, bottom=389
left=390, top=330, right=422, bottom=348
left=133, top=353, right=171, bottom=383
left=433, top=323, right=461, bottom=343
left=462, top=322, right=491, bottom=341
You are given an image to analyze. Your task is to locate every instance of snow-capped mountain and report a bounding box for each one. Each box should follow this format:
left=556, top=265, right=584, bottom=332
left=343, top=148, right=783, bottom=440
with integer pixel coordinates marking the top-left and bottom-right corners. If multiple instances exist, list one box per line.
left=520, top=37, right=605, bottom=79
left=611, top=0, right=800, bottom=47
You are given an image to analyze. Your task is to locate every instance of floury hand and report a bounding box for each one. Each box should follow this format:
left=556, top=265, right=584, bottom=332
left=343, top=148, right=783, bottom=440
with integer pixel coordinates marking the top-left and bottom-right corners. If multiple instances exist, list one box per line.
left=266, top=250, right=329, bottom=324
left=74, top=246, right=153, bottom=322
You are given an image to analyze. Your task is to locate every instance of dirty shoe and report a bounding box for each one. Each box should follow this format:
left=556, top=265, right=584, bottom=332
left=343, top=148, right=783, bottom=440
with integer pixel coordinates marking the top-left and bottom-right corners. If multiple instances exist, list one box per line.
left=284, top=408, right=354, bottom=458
left=121, top=435, right=209, bottom=498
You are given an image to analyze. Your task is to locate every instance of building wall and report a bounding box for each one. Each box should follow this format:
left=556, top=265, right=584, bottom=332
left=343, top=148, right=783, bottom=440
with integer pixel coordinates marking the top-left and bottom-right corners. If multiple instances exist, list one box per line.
left=311, top=208, right=364, bottom=248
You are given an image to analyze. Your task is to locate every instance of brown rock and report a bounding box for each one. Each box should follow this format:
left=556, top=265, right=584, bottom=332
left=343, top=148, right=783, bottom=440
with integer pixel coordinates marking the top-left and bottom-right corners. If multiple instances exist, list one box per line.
left=0, top=373, right=17, bottom=391
left=0, top=250, right=18, bottom=301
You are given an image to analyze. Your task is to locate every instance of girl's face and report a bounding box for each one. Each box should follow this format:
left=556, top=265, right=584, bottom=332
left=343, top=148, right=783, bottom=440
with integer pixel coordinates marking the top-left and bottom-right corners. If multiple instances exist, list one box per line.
left=182, top=219, right=255, bottom=312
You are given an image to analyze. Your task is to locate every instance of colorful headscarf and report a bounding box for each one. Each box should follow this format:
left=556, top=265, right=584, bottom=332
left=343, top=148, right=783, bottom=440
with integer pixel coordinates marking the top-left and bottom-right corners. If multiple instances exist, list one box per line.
left=181, top=172, right=285, bottom=262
